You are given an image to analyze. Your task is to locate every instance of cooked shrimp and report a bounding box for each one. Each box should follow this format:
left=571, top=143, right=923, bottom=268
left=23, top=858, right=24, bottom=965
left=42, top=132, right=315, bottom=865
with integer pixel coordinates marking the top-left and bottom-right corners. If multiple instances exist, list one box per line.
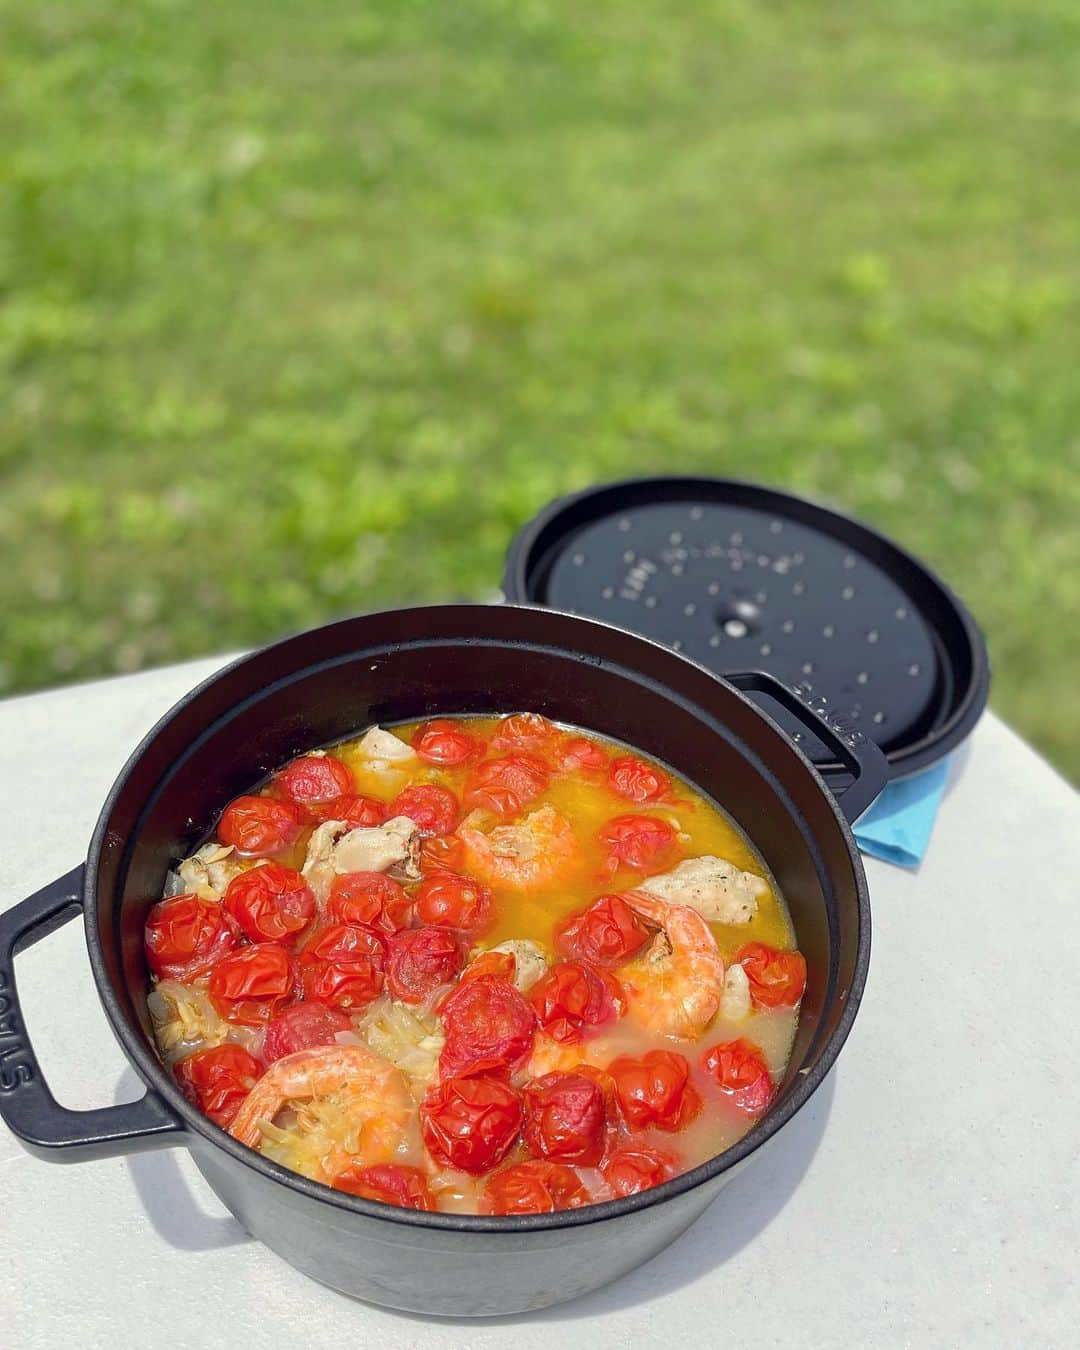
left=619, top=890, right=724, bottom=1040
left=229, top=1044, right=414, bottom=1182
left=458, top=805, right=581, bottom=892
left=641, top=855, right=768, bottom=925
left=527, top=1031, right=614, bottom=1078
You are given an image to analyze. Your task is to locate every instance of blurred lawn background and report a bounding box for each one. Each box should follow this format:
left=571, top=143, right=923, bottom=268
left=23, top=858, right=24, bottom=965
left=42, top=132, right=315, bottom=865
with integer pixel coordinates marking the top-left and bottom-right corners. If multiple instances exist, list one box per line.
left=1, top=0, right=1078, bottom=780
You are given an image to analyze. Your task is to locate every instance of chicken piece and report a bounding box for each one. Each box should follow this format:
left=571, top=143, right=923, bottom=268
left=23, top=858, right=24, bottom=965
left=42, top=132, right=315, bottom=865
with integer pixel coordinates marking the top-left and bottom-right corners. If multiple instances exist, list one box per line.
left=167, top=842, right=248, bottom=901
left=640, top=855, right=768, bottom=926
left=302, top=815, right=421, bottom=902
left=357, top=726, right=418, bottom=765
left=488, top=939, right=549, bottom=995
left=719, top=962, right=752, bottom=1022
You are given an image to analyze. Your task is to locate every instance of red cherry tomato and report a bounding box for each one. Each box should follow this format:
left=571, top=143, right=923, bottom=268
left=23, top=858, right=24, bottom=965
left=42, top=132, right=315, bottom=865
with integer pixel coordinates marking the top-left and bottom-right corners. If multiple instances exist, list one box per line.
left=277, top=753, right=354, bottom=804
left=386, top=926, right=467, bottom=1003
left=556, top=735, right=609, bottom=777
left=390, top=784, right=460, bottom=837
left=736, top=943, right=807, bottom=1009
left=306, top=794, right=388, bottom=829
left=416, top=872, right=494, bottom=934
left=554, top=894, right=650, bottom=968
left=609, top=1050, right=702, bottom=1132
left=218, top=795, right=302, bottom=857
left=144, top=893, right=239, bottom=980
left=419, top=833, right=467, bottom=876
left=298, top=923, right=385, bottom=1012
left=439, top=975, right=536, bottom=1079
left=331, top=1162, right=435, bottom=1210
left=522, top=1072, right=607, bottom=1166
left=208, top=943, right=294, bottom=1025
left=413, top=719, right=482, bottom=767
left=528, top=961, right=623, bottom=1044
left=490, top=713, right=560, bottom=756
left=598, top=814, right=678, bottom=872
left=701, top=1038, right=775, bottom=1116
left=459, top=950, right=517, bottom=986
left=420, top=1075, right=523, bottom=1175
left=600, top=1143, right=679, bottom=1196
left=223, top=863, right=315, bottom=945
left=327, top=871, right=412, bottom=935
left=607, top=756, right=669, bottom=804
left=482, top=1160, right=591, bottom=1215
left=464, top=753, right=550, bottom=818
left=174, top=1044, right=263, bottom=1128
left=263, top=1001, right=352, bottom=1062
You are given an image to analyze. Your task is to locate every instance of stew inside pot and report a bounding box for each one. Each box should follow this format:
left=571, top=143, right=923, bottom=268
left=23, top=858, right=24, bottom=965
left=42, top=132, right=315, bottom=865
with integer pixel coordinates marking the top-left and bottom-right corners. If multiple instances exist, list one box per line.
left=145, top=713, right=805, bottom=1215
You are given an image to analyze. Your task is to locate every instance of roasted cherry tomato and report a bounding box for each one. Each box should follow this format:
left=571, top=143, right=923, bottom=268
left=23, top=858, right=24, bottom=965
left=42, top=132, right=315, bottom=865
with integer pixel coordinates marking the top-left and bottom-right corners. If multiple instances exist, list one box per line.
left=298, top=923, right=385, bottom=1012
left=490, top=712, right=560, bottom=756
left=174, top=1044, right=263, bottom=1128
left=598, top=814, right=678, bottom=872
left=609, top=1049, right=702, bottom=1132
left=218, top=794, right=302, bottom=857
left=420, top=1074, right=523, bottom=1175
left=262, top=1001, right=352, bottom=1062
left=464, top=753, right=551, bottom=818
left=439, top=975, right=536, bottom=1079
left=701, top=1038, right=774, bottom=1116
left=413, top=719, right=482, bottom=767
left=556, top=735, right=609, bottom=777
left=459, top=950, right=517, bottom=986
left=144, top=893, right=239, bottom=980
left=528, top=961, right=623, bottom=1044
left=331, top=1162, right=435, bottom=1210
left=607, top=756, right=669, bottom=804
left=419, top=833, right=467, bottom=876
left=736, top=942, right=807, bottom=1010
left=386, top=926, right=467, bottom=1003
left=482, top=1160, right=591, bottom=1215
left=554, top=894, right=650, bottom=968
left=327, top=871, right=412, bottom=935
left=223, top=863, right=315, bottom=945
left=390, top=784, right=460, bottom=837
left=522, top=1072, right=607, bottom=1166
left=306, top=794, right=388, bottom=829
left=600, top=1143, right=679, bottom=1196
left=208, top=943, right=294, bottom=1025
left=277, top=753, right=354, bottom=804
left=416, top=872, right=494, bottom=934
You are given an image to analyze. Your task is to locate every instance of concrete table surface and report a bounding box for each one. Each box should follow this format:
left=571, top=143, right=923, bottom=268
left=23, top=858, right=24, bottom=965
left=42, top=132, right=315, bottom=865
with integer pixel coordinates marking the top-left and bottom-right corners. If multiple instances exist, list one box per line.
left=1, top=655, right=1077, bottom=1349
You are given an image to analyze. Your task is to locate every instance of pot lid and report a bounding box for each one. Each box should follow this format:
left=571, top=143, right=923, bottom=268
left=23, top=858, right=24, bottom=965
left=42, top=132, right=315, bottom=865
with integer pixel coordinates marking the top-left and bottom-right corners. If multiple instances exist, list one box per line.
left=503, top=477, right=989, bottom=783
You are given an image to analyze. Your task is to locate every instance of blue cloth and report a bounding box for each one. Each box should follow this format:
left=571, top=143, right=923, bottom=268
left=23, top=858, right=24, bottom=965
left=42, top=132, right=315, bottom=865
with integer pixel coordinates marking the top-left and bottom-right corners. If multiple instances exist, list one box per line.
left=852, top=758, right=949, bottom=868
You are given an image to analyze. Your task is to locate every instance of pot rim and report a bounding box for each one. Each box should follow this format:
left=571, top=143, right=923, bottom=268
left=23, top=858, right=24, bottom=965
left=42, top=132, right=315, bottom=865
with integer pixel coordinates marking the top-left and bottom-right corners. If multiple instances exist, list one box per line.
left=85, top=603, right=871, bottom=1234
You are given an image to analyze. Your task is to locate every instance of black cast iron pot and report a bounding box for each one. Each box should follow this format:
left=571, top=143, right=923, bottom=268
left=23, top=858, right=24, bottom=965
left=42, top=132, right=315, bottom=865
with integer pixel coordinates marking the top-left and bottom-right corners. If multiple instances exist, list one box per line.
left=0, top=605, right=885, bottom=1317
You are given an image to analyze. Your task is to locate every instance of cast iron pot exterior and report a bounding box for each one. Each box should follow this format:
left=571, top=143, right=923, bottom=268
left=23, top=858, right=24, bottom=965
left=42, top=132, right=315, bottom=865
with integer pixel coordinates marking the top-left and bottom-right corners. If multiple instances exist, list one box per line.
left=0, top=605, right=883, bottom=1316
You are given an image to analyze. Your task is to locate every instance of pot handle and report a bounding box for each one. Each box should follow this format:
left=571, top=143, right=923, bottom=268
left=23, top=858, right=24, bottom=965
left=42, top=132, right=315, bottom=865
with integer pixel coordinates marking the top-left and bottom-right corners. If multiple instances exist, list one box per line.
left=726, top=670, right=890, bottom=825
left=0, top=866, right=184, bottom=1163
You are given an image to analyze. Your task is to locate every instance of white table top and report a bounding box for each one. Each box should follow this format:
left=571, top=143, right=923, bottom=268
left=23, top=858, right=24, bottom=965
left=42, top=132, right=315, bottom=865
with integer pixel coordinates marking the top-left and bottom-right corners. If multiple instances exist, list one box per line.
left=2, top=656, right=1077, bottom=1349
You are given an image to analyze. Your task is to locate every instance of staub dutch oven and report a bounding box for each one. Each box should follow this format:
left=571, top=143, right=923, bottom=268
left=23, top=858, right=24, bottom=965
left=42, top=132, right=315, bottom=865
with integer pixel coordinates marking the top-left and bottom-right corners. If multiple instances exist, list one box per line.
left=0, top=604, right=885, bottom=1316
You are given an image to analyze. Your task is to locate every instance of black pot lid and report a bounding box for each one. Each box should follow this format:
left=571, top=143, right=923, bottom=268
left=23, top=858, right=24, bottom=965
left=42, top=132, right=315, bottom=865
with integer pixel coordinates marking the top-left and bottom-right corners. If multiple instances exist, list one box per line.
left=503, top=477, right=990, bottom=783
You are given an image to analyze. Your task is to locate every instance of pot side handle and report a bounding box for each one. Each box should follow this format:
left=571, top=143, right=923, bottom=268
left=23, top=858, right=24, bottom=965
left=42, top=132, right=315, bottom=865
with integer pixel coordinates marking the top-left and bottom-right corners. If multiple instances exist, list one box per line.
left=726, top=670, right=890, bottom=826
left=0, top=866, right=184, bottom=1163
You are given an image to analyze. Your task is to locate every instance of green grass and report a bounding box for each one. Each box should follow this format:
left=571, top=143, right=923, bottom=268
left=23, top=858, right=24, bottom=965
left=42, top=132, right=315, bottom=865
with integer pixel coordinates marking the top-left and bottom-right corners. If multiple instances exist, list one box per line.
left=1, top=0, right=1078, bottom=781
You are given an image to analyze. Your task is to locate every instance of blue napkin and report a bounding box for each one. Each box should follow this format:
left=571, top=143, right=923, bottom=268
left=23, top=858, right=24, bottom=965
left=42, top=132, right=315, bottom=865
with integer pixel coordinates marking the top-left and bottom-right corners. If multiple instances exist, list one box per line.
left=852, top=758, right=949, bottom=868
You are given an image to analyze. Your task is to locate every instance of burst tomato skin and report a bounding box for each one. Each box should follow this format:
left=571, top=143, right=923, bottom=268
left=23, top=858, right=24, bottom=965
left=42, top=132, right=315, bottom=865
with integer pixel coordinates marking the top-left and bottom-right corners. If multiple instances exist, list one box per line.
left=600, top=1143, right=679, bottom=1196
left=297, top=923, right=385, bottom=1012
left=490, top=713, right=559, bottom=756
left=327, top=871, right=412, bottom=935
left=701, top=1038, right=775, bottom=1116
left=419, top=833, right=467, bottom=876
left=420, top=1075, right=523, bottom=1175
left=438, top=975, right=536, bottom=1079
left=218, top=795, right=302, bottom=857
left=262, top=1001, right=352, bottom=1062
left=306, top=794, right=388, bottom=829
left=277, top=753, right=354, bottom=804
left=331, top=1162, right=436, bottom=1210
left=459, top=950, right=517, bottom=986
left=522, top=1072, right=607, bottom=1166
left=390, top=784, right=460, bottom=837
left=386, top=926, right=467, bottom=1003
left=144, top=893, right=239, bottom=980
left=736, top=943, right=808, bottom=1009
left=482, top=1160, right=591, bottom=1215
left=598, top=814, right=678, bottom=872
left=174, top=1044, right=263, bottom=1128
left=413, top=719, right=483, bottom=767
left=609, top=1049, right=702, bottom=1132
left=416, top=872, right=494, bottom=934
left=223, top=863, right=315, bottom=945
left=556, top=735, right=609, bottom=777
left=608, top=756, right=669, bottom=803
left=464, top=753, right=551, bottom=818
left=554, top=894, right=650, bottom=968
left=208, top=943, right=295, bottom=1025
left=528, top=961, right=623, bottom=1044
